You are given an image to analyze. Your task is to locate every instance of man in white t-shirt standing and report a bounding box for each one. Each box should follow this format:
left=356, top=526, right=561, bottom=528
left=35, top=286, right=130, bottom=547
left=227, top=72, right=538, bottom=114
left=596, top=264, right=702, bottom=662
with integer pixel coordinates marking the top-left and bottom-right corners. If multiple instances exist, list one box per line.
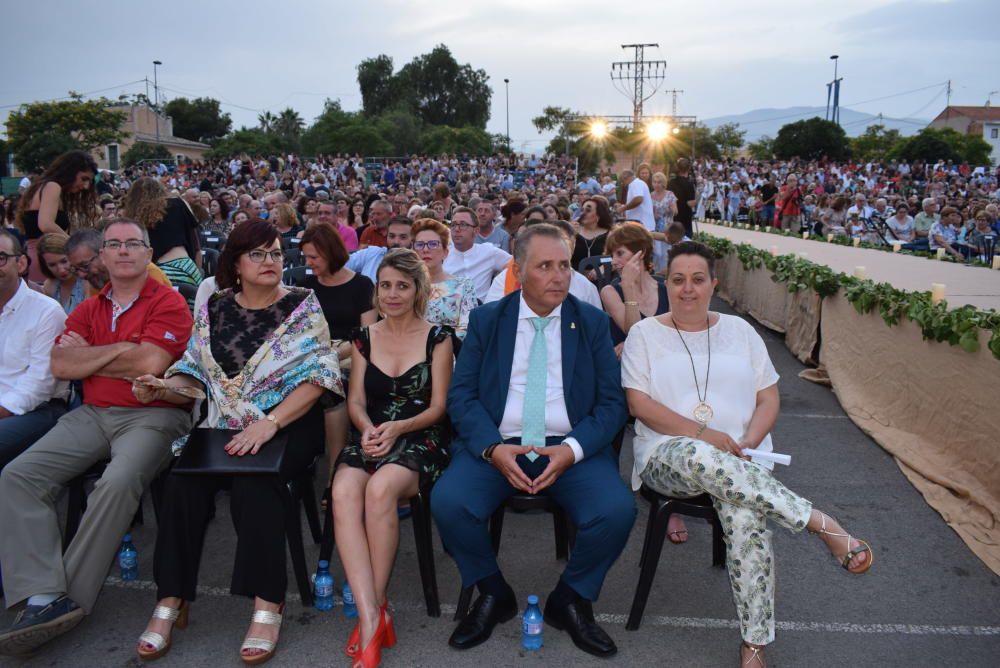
left=443, top=207, right=511, bottom=302
left=617, top=170, right=655, bottom=232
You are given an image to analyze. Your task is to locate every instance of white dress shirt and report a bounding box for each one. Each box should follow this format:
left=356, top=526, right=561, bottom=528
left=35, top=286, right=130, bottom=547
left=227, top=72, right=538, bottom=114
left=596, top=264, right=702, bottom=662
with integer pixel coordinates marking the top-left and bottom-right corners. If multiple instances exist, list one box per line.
left=626, top=178, right=655, bottom=231
left=443, top=243, right=511, bottom=302
left=0, top=280, right=68, bottom=414
left=484, top=268, right=602, bottom=310
left=498, top=296, right=584, bottom=462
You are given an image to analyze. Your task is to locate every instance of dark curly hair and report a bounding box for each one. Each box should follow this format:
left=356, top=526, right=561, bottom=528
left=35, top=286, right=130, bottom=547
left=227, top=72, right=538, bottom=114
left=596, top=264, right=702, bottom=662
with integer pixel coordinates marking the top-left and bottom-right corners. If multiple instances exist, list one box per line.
left=17, top=150, right=99, bottom=231
left=215, top=218, right=280, bottom=291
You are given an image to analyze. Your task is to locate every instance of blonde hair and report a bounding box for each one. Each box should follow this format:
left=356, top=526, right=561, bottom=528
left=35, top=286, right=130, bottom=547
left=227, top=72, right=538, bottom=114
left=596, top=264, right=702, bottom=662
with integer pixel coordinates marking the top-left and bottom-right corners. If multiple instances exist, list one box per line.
left=272, top=203, right=298, bottom=229
left=652, top=171, right=667, bottom=188
left=375, top=248, right=431, bottom=317
left=120, top=177, right=168, bottom=229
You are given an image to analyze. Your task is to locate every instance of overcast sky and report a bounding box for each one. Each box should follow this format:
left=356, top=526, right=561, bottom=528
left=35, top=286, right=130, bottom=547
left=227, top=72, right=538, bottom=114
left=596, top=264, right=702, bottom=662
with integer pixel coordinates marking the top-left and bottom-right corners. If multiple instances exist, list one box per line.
left=4, top=0, right=998, bottom=152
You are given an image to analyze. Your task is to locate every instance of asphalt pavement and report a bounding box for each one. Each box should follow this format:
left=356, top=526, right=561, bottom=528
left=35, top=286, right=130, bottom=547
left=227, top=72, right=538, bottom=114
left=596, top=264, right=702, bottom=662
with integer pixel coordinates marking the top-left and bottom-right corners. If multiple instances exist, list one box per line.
left=2, top=301, right=998, bottom=667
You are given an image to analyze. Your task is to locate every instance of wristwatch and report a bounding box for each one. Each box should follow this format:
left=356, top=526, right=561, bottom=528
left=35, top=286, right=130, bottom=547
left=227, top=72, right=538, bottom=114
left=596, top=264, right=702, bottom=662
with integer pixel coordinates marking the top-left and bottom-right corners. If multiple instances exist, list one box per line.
left=265, top=414, right=282, bottom=430
left=481, top=443, right=500, bottom=463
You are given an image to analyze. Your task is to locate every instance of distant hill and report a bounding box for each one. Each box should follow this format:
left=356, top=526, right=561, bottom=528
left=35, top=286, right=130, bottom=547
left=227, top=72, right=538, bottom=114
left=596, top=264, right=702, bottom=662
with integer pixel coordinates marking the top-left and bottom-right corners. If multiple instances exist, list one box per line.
left=701, top=107, right=928, bottom=141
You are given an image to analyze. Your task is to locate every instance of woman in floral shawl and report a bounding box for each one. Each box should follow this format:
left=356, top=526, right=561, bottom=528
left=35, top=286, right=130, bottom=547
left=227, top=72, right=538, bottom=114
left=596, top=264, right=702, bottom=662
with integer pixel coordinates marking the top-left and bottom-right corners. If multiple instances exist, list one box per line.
left=132, top=220, right=342, bottom=665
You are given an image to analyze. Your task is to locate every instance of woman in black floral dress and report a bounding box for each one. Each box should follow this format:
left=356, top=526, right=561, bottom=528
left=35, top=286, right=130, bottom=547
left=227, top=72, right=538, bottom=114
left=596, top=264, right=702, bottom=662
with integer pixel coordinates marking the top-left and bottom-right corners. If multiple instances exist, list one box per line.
left=332, top=249, right=454, bottom=667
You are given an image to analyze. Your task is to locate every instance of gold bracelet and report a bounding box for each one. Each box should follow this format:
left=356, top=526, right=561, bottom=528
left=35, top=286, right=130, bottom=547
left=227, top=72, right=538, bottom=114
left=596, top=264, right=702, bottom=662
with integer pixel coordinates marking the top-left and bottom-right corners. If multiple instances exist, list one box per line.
left=265, top=413, right=282, bottom=430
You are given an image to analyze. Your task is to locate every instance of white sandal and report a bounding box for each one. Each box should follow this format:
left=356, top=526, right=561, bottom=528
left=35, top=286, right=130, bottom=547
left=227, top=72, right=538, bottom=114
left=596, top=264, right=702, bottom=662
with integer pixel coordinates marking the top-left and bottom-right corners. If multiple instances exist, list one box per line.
left=240, top=604, right=284, bottom=666
left=136, top=602, right=189, bottom=661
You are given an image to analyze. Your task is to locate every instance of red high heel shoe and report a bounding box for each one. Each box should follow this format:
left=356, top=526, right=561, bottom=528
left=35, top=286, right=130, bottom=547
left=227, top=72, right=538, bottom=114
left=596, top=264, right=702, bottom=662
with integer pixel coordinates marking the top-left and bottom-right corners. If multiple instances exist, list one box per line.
left=347, top=601, right=394, bottom=658
left=351, top=611, right=386, bottom=668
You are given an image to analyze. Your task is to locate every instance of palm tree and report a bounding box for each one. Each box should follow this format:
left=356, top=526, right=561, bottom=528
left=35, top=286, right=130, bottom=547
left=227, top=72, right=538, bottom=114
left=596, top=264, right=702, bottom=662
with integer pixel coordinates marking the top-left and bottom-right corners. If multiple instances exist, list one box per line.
left=257, top=111, right=277, bottom=132
left=274, top=108, right=305, bottom=138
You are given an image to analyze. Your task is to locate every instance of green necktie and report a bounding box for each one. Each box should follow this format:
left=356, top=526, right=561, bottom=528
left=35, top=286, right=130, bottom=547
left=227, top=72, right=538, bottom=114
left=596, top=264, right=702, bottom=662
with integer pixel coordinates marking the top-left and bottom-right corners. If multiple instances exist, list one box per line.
left=521, top=316, right=552, bottom=463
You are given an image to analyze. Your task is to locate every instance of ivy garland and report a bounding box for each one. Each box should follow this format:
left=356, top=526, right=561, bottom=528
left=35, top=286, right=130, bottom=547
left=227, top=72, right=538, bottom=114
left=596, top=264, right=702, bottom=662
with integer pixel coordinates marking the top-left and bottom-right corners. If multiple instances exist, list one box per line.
left=696, top=233, right=1000, bottom=359
left=702, top=220, right=994, bottom=268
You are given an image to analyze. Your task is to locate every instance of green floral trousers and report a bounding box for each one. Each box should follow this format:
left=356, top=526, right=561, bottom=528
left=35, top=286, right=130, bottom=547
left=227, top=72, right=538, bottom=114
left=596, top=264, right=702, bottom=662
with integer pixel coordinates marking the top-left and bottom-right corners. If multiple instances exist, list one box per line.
left=640, top=436, right=813, bottom=645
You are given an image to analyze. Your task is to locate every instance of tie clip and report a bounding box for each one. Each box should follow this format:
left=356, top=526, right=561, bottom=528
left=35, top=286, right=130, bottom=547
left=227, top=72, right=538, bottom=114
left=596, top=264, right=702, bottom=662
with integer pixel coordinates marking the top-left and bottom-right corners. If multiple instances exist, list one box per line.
left=570, top=322, right=576, bottom=329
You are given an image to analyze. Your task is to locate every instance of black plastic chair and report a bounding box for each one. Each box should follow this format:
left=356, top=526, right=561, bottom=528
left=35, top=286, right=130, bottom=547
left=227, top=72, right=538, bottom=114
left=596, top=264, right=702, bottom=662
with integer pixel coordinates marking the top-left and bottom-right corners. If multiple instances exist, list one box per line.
left=282, top=249, right=303, bottom=269
left=200, top=232, right=226, bottom=251
left=201, top=248, right=220, bottom=278
left=63, top=461, right=165, bottom=549
left=282, top=266, right=312, bottom=287
left=578, top=255, right=616, bottom=288
left=319, top=485, right=442, bottom=617
left=624, top=488, right=726, bottom=631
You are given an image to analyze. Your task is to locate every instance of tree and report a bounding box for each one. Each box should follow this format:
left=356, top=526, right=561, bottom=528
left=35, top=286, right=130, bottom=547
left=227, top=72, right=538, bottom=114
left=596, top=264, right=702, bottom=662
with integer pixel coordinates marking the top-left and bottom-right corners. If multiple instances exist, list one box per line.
left=374, top=109, right=424, bottom=155
left=122, top=141, right=173, bottom=167
left=163, top=97, right=232, bottom=144
left=747, top=135, right=775, bottom=160
left=357, top=45, right=492, bottom=128
left=711, top=123, right=746, bottom=158
left=300, top=100, right=392, bottom=156
left=357, top=55, right=397, bottom=118
left=273, top=108, right=306, bottom=152
left=849, top=124, right=901, bottom=161
left=5, top=95, right=127, bottom=173
left=206, top=128, right=281, bottom=159
left=891, top=127, right=993, bottom=166
left=257, top=111, right=277, bottom=133
left=772, top=117, right=850, bottom=160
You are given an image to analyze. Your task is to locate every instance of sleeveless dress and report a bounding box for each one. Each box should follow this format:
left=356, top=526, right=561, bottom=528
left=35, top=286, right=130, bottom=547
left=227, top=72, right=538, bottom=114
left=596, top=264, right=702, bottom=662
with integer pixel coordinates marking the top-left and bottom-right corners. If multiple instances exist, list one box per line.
left=609, top=276, right=669, bottom=345
left=22, top=209, right=71, bottom=283
left=337, top=325, right=453, bottom=487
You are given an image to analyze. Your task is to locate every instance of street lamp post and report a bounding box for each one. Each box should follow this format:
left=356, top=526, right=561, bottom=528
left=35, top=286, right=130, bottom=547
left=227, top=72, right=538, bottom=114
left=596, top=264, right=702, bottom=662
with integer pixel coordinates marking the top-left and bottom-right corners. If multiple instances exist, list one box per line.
left=153, top=60, right=162, bottom=143
left=503, top=78, right=510, bottom=154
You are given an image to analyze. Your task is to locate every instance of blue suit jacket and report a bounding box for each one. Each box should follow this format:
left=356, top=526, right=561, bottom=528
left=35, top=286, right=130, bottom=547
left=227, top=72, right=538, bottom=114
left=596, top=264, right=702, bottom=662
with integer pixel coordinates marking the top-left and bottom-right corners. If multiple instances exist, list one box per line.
left=447, top=291, right=627, bottom=460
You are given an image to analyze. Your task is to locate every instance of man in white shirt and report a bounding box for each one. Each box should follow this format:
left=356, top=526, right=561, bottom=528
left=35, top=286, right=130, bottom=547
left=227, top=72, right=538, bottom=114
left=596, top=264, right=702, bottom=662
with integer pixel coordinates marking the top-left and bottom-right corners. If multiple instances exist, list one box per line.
left=0, top=230, right=68, bottom=471
left=443, top=207, right=511, bottom=302
left=846, top=194, right=873, bottom=222
left=485, top=219, right=601, bottom=308
left=617, top=169, right=655, bottom=232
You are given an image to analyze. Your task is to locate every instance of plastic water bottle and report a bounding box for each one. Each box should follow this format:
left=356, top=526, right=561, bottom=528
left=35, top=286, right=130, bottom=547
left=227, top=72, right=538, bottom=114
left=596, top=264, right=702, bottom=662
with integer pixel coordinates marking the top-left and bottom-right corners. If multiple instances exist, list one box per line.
left=521, top=595, right=543, bottom=651
left=314, top=560, right=334, bottom=611
left=342, top=581, right=358, bottom=618
left=118, top=534, right=138, bottom=581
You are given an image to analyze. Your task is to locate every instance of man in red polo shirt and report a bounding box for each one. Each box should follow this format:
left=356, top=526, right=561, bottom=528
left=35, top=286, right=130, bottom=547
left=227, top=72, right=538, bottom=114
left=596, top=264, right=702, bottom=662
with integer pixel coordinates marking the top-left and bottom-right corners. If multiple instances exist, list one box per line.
left=358, top=199, right=392, bottom=248
left=0, top=218, right=193, bottom=656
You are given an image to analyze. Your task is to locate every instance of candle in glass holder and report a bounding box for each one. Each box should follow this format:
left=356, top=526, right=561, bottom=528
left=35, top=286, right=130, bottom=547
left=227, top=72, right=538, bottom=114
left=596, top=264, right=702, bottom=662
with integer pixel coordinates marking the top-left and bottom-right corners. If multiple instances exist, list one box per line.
left=852, top=237, right=861, bottom=247
left=826, top=233, right=834, bottom=242
left=755, top=225, right=761, bottom=232
left=891, top=241, right=902, bottom=253
left=930, top=283, right=946, bottom=304
left=769, top=246, right=779, bottom=257
left=853, top=266, right=867, bottom=280
left=993, top=256, right=1000, bottom=270
left=936, top=248, right=946, bottom=260
left=802, top=231, right=809, bottom=240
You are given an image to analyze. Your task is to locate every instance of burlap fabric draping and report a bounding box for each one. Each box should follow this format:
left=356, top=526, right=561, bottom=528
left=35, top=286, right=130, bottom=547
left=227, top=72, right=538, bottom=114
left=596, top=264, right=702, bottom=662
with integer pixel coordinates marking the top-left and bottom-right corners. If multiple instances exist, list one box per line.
left=715, top=255, right=821, bottom=364
left=821, top=293, right=1000, bottom=575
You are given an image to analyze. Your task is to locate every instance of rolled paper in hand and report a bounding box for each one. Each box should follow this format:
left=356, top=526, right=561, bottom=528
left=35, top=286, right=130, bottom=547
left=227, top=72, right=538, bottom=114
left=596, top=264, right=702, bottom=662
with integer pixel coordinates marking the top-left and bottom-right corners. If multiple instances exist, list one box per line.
left=742, top=449, right=791, bottom=466
left=936, top=248, right=946, bottom=260
left=892, top=241, right=902, bottom=253
left=931, top=283, right=946, bottom=304
left=770, top=246, right=779, bottom=257
left=853, top=266, right=866, bottom=280
left=802, top=231, right=809, bottom=239
left=827, top=233, right=835, bottom=242
left=853, top=237, right=861, bottom=247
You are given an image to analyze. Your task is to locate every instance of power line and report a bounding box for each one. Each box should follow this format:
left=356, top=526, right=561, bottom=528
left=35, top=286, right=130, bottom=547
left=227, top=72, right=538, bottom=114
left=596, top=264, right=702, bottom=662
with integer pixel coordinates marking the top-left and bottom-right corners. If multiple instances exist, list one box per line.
left=0, top=80, right=148, bottom=110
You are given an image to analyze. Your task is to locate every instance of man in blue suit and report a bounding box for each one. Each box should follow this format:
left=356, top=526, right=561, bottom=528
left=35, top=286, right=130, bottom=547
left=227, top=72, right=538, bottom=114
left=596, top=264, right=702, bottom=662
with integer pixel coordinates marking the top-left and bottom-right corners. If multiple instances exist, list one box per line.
left=433, top=224, right=635, bottom=657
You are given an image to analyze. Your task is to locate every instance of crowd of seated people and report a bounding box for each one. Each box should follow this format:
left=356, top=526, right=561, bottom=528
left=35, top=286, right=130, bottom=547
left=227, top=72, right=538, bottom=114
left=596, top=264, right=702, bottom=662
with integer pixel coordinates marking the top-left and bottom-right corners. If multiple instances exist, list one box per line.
left=9, top=143, right=1000, bottom=665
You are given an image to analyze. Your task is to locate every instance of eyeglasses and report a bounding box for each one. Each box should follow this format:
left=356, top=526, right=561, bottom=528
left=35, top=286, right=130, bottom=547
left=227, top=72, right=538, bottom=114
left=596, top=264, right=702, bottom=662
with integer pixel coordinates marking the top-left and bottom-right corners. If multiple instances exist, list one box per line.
left=71, top=254, right=98, bottom=274
left=103, top=240, right=148, bottom=251
left=0, top=252, right=22, bottom=267
left=413, top=240, right=443, bottom=251
left=246, top=249, right=284, bottom=264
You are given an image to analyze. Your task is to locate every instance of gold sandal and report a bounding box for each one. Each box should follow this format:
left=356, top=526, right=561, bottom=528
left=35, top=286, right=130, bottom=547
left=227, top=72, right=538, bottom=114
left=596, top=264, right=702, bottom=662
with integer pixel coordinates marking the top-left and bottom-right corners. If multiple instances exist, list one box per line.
left=136, top=602, right=189, bottom=661
left=741, top=642, right=766, bottom=667
left=240, top=603, right=284, bottom=666
left=810, top=513, right=873, bottom=574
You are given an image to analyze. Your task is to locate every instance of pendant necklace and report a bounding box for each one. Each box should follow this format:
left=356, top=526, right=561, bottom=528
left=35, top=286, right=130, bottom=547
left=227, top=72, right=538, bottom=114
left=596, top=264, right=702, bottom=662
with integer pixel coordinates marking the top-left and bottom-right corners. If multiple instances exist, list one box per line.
left=672, top=315, right=713, bottom=424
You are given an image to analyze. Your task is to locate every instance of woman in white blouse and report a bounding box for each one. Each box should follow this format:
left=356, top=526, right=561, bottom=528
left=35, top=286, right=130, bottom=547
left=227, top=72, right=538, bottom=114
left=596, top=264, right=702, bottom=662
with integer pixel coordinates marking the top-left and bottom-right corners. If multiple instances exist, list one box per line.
left=621, top=241, right=873, bottom=668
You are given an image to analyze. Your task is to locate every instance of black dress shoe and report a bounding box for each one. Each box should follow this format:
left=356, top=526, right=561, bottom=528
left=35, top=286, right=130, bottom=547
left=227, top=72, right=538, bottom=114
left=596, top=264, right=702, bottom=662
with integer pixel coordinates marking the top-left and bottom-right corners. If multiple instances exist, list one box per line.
left=448, top=592, right=517, bottom=650
left=0, top=595, right=84, bottom=656
left=544, top=596, right=617, bottom=658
